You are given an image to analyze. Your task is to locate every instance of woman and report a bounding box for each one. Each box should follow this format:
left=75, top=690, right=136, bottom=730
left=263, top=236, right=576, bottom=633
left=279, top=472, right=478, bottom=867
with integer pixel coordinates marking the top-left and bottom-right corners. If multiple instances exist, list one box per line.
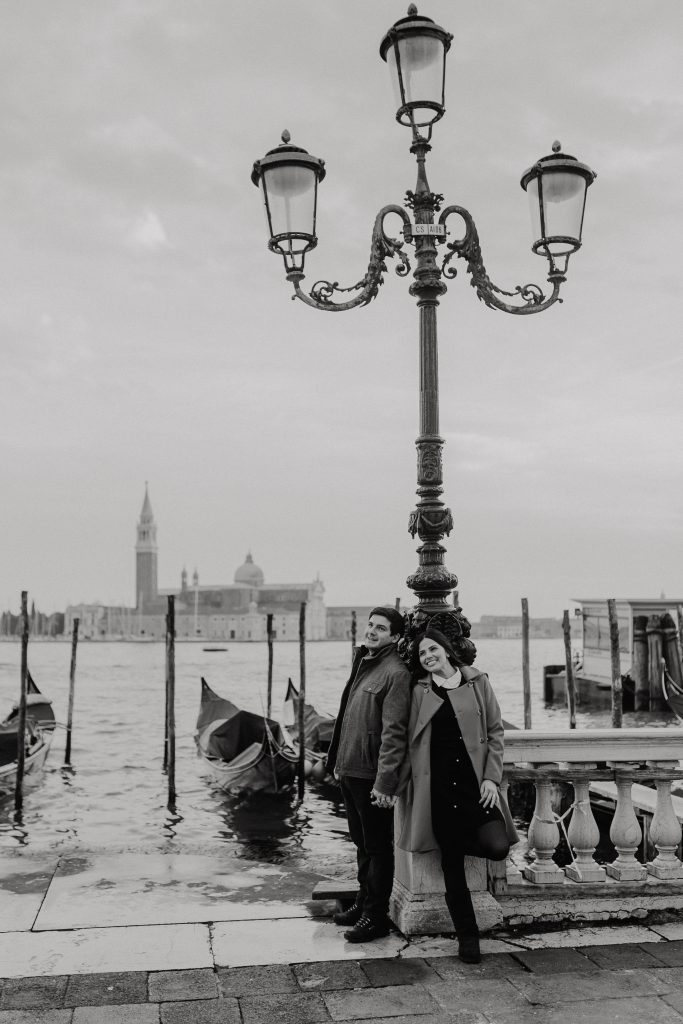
left=398, top=626, right=518, bottom=963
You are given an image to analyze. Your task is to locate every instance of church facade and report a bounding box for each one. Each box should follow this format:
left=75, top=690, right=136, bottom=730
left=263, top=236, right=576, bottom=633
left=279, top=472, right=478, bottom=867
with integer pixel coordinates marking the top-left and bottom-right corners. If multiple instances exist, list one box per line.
left=65, top=487, right=327, bottom=641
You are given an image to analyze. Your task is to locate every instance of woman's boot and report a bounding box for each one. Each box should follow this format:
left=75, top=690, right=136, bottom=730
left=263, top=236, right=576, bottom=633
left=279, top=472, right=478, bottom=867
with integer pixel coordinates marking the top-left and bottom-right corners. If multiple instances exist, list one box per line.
left=445, top=891, right=481, bottom=964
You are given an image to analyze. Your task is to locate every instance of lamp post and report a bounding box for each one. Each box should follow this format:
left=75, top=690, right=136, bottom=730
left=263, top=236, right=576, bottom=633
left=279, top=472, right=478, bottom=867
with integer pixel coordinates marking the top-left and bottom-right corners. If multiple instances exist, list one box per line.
left=252, top=5, right=596, bottom=650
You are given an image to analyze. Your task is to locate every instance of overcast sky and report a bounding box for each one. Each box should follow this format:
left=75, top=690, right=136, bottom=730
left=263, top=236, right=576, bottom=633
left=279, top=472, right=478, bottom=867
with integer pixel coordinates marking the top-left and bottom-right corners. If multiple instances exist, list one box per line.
left=1, top=0, right=681, bottom=621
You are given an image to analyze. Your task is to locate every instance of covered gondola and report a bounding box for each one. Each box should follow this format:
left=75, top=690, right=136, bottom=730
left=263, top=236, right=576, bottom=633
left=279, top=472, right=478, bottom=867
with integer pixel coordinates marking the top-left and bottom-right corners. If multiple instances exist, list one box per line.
left=195, top=678, right=298, bottom=794
left=0, top=673, right=56, bottom=794
left=283, top=678, right=335, bottom=754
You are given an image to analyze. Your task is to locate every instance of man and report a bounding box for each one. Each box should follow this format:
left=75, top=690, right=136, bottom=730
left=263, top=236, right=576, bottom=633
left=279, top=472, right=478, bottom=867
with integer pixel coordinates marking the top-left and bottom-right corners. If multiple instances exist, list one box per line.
left=326, top=606, right=411, bottom=942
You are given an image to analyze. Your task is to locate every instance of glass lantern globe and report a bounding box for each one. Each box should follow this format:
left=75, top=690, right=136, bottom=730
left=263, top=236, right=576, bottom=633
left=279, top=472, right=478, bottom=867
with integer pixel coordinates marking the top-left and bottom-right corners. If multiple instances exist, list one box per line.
left=380, top=5, right=453, bottom=133
left=521, top=142, right=596, bottom=272
left=251, top=131, right=326, bottom=272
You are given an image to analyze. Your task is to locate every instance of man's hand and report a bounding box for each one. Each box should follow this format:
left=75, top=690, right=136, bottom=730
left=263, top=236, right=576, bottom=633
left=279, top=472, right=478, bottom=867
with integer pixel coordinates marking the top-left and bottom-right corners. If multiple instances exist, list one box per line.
left=479, top=779, right=500, bottom=809
left=371, top=788, right=396, bottom=809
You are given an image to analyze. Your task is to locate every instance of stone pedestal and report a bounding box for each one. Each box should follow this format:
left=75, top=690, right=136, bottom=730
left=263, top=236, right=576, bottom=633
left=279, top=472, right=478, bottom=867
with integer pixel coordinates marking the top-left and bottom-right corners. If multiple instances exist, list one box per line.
left=389, top=845, right=503, bottom=936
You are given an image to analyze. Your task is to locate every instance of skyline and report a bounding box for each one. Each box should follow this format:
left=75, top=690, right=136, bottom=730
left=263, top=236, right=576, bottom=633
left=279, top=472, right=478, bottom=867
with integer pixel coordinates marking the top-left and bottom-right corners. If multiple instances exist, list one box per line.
left=2, top=1, right=682, bottom=621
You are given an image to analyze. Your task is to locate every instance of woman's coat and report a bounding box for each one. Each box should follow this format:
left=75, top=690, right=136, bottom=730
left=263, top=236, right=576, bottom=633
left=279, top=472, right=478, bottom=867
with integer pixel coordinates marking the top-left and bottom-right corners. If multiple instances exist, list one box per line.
left=397, top=665, right=519, bottom=853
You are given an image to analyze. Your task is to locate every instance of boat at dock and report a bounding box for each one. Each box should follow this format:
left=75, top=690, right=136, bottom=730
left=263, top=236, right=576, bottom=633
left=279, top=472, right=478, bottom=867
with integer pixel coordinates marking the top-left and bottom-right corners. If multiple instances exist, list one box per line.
left=194, top=678, right=298, bottom=794
left=544, top=597, right=683, bottom=715
left=0, top=674, right=56, bottom=795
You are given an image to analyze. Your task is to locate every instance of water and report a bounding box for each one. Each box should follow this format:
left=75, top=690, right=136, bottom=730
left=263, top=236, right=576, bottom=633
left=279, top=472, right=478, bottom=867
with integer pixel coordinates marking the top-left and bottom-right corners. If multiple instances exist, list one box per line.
left=0, top=638, right=673, bottom=867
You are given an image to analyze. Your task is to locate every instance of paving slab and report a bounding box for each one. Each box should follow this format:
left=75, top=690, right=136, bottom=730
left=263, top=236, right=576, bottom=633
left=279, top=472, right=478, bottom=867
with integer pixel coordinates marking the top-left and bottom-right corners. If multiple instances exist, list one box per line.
left=426, top=952, right=526, bottom=980
left=0, top=923, right=212, bottom=978
left=216, top=964, right=299, bottom=996
left=64, top=972, right=149, bottom=1007
left=651, top=923, right=683, bottom=940
left=35, top=853, right=313, bottom=930
left=323, top=982, right=440, bottom=1020
left=160, top=1000, right=241, bottom=1024
left=510, top=947, right=595, bottom=974
left=662, top=990, right=683, bottom=1016
left=0, top=1012, right=72, bottom=1023
left=71, top=1005, right=160, bottom=1023
left=512, top=923, right=663, bottom=949
left=293, top=960, right=370, bottom=990
left=581, top=942, right=670, bottom=970
left=648, top=968, right=683, bottom=990
left=360, top=957, right=441, bottom=987
left=239, top=991, right=329, bottom=1024
left=0, top=976, right=68, bottom=1010
left=334, top=1015, right=487, bottom=1024
left=489, top=996, right=683, bottom=1024
left=211, top=918, right=405, bottom=967
left=508, top=967, right=673, bottom=1004
left=148, top=969, right=218, bottom=1003
left=648, top=940, right=683, bottom=967
left=400, top=935, right=519, bottom=958
left=425, top=978, right=530, bottom=1015
left=0, top=856, right=58, bottom=933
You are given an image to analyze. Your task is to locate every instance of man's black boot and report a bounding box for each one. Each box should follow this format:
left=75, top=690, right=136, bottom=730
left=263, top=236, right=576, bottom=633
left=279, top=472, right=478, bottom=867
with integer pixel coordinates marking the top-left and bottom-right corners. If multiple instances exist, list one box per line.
left=333, top=901, right=363, bottom=926
left=343, top=915, right=391, bottom=943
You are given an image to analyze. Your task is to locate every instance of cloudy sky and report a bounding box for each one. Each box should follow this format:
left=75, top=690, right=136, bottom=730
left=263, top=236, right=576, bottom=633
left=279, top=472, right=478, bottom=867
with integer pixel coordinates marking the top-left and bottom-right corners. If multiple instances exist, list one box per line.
left=1, top=0, right=681, bottom=621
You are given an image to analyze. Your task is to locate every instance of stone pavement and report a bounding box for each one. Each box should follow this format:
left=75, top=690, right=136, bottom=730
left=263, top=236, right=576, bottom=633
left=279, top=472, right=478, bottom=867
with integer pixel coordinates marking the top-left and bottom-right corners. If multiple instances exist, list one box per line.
left=2, top=851, right=683, bottom=1022
left=3, top=937, right=683, bottom=1023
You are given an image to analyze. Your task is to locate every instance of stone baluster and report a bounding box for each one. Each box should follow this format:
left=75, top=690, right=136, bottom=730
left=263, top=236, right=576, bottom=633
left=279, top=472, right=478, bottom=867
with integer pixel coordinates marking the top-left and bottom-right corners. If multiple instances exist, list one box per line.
left=522, top=775, right=564, bottom=883
left=564, top=767, right=606, bottom=882
left=605, top=765, right=647, bottom=881
left=646, top=762, right=683, bottom=879
left=501, top=774, right=522, bottom=884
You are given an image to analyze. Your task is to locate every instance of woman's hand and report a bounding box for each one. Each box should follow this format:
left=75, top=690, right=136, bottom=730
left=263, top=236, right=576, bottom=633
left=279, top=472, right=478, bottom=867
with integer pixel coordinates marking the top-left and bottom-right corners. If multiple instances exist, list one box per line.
left=479, top=779, right=500, bottom=809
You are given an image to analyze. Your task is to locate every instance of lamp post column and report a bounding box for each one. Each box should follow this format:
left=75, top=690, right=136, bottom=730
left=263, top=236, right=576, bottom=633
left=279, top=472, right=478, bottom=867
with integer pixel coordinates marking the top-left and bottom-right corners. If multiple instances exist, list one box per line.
left=406, top=140, right=457, bottom=614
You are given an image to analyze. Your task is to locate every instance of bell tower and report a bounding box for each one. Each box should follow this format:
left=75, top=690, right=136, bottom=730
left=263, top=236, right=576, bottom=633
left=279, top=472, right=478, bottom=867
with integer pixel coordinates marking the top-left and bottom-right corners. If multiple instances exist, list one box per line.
left=135, top=483, right=158, bottom=610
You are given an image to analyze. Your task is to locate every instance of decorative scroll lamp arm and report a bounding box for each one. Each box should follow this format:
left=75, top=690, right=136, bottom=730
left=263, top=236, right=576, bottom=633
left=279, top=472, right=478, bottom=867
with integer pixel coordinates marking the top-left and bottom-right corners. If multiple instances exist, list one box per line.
left=287, top=205, right=413, bottom=311
left=438, top=205, right=563, bottom=315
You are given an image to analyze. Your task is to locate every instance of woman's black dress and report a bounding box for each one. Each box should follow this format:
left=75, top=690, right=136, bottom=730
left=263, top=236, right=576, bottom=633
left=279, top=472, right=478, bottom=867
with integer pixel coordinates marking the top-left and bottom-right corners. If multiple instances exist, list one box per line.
left=429, top=679, right=504, bottom=850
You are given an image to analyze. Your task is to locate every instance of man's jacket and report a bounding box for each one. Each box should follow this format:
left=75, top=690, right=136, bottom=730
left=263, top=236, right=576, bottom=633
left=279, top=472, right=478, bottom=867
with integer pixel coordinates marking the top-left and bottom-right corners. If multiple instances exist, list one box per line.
left=326, top=643, right=411, bottom=796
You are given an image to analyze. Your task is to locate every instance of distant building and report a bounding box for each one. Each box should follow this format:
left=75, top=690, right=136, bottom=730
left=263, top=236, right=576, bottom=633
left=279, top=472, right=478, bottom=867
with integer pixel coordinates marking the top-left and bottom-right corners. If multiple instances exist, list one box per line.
left=472, top=615, right=562, bottom=639
left=64, top=485, right=327, bottom=641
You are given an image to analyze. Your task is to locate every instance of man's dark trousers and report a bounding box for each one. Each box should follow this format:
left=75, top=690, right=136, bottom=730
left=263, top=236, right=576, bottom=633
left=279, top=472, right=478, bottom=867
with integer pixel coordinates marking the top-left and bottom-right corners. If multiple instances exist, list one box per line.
left=339, top=775, right=394, bottom=921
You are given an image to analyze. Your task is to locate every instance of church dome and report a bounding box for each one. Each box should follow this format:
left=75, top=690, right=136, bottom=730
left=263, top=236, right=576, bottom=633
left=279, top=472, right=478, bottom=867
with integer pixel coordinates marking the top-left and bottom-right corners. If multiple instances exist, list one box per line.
left=234, top=552, right=264, bottom=587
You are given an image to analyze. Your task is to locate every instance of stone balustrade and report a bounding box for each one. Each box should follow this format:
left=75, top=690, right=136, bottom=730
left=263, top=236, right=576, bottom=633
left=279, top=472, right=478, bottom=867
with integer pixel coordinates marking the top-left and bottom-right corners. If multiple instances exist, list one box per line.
left=503, top=728, right=683, bottom=888
left=392, top=727, right=683, bottom=935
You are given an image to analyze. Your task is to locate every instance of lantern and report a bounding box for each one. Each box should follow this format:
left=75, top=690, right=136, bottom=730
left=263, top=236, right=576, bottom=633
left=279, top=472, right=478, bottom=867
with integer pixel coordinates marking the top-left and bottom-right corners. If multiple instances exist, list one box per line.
left=251, top=131, right=326, bottom=272
left=521, top=141, right=596, bottom=273
left=380, top=5, right=453, bottom=133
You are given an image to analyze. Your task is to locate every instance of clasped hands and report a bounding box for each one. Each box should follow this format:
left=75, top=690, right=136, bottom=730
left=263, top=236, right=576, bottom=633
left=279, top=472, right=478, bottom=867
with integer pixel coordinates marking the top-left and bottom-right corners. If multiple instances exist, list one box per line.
left=371, top=788, right=397, bottom=810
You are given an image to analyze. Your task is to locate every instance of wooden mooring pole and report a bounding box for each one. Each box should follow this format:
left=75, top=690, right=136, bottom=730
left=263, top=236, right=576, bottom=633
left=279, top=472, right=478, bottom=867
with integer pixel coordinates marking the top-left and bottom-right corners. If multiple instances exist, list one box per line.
left=64, top=617, right=79, bottom=765
left=607, top=598, right=623, bottom=728
left=298, top=601, right=307, bottom=802
left=14, top=592, right=29, bottom=815
left=166, top=596, right=176, bottom=808
left=562, top=609, right=577, bottom=729
left=266, top=613, right=274, bottom=719
left=647, top=615, right=665, bottom=713
left=521, top=598, right=531, bottom=729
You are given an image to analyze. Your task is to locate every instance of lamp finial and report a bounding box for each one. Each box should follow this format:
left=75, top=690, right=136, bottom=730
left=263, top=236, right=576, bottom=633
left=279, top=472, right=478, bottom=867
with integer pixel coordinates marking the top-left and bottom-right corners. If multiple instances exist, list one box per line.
left=281, top=129, right=291, bottom=144
left=552, top=140, right=561, bottom=153
left=408, top=4, right=417, bottom=15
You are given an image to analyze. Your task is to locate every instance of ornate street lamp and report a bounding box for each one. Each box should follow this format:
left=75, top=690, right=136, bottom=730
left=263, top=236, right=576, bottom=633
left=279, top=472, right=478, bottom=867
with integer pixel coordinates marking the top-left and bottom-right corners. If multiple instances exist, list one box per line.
left=252, top=5, right=596, bottom=650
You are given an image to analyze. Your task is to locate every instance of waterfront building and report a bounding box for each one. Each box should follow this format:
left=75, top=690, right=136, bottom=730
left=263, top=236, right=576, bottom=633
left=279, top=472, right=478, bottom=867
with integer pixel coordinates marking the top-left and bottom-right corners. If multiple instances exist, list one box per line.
left=64, top=486, right=327, bottom=641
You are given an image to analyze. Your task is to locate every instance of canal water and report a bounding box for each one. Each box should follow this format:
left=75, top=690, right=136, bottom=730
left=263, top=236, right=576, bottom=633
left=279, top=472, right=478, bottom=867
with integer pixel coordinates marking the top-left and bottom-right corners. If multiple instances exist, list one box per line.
left=0, top=638, right=675, bottom=874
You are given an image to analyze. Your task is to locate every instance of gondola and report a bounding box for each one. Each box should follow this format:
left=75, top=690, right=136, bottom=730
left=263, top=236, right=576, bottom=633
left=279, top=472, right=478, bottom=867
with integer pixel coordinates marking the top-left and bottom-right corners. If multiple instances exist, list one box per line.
left=195, top=678, right=298, bottom=794
left=283, top=678, right=335, bottom=754
left=0, top=673, right=56, bottom=795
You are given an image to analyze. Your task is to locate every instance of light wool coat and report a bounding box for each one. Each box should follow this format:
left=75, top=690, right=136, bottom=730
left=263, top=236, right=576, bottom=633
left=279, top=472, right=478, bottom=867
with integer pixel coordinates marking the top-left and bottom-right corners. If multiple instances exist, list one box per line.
left=397, top=665, right=519, bottom=853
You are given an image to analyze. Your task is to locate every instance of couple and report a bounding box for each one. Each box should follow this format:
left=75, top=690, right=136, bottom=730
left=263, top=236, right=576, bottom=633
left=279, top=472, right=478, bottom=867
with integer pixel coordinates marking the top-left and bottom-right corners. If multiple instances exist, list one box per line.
left=326, top=606, right=518, bottom=964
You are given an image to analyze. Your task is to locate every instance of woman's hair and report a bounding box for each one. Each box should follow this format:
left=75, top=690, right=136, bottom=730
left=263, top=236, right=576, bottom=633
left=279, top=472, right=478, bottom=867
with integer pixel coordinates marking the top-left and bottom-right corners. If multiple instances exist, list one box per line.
left=410, top=625, right=477, bottom=682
